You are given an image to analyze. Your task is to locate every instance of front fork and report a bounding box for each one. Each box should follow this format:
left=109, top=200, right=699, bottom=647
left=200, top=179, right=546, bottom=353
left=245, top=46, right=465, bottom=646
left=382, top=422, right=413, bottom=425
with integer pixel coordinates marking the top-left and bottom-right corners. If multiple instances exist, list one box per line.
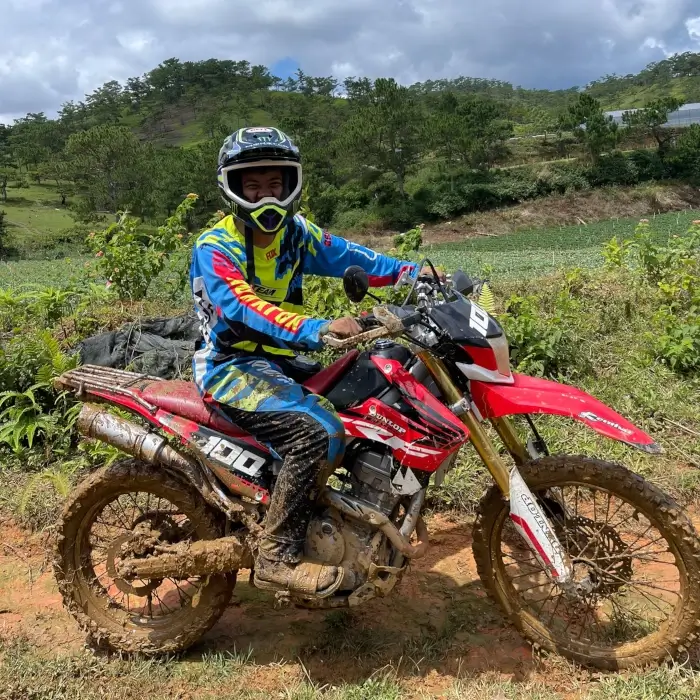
left=417, top=351, right=574, bottom=584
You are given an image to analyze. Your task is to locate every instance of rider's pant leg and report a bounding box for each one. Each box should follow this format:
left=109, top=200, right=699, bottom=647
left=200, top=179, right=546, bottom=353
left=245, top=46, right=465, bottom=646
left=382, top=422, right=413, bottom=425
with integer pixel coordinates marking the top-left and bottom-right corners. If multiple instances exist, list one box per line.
left=197, top=356, right=345, bottom=562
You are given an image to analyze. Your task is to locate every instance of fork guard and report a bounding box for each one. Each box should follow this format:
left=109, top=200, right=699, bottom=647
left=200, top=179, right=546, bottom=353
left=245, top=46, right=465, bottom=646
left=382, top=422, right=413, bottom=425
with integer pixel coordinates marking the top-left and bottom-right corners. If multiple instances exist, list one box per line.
left=470, top=373, right=662, bottom=454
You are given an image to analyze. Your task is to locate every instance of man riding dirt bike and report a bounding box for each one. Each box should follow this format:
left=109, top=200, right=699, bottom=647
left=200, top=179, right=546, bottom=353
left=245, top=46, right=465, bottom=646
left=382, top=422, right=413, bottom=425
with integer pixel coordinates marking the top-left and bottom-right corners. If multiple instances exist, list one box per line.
left=53, top=127, right=700, bottom=670
left=190, top=126, right=432, bottom=597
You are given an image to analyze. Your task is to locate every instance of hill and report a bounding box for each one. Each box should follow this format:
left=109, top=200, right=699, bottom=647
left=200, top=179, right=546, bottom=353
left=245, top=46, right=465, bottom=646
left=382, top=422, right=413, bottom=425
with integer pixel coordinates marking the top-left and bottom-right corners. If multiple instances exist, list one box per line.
left=4, top=51, right=700, bottom=237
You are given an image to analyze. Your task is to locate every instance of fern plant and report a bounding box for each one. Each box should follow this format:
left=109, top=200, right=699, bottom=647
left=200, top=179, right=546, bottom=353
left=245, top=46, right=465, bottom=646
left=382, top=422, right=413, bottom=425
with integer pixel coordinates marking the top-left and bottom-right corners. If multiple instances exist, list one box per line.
left=18, top=460, right=82, bottom=517
left=0, top=385, right=58, bottom=453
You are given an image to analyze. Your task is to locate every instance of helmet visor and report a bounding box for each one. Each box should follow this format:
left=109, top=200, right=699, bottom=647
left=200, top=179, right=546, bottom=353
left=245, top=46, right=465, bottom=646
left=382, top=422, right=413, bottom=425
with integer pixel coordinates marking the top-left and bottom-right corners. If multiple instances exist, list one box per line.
left=219, top=159, right=302, bottom=211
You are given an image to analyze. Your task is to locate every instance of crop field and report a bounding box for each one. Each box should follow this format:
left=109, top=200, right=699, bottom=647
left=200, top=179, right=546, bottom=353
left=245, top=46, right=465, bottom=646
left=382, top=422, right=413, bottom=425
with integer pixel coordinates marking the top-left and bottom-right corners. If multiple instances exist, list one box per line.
left=0, top=256, right=92, bottom=290
left=2, top=207, right=697, bottom=291
left=424, top=209, right=700, bottom=278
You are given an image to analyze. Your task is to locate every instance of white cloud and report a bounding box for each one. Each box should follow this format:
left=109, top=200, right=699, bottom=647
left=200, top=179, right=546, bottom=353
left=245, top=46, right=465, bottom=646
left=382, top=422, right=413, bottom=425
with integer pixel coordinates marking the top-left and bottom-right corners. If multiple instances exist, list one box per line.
left=1, top=0, right=699, bottom=123
left=117, top=30, right=155, bottom=54
left=687, top=16, right=700, bottom=41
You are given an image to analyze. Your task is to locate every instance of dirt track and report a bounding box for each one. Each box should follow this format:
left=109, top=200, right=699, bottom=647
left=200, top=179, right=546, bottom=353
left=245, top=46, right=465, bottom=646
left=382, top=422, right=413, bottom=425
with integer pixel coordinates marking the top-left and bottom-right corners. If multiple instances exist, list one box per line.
left=0, top=513, right=601, bottom=697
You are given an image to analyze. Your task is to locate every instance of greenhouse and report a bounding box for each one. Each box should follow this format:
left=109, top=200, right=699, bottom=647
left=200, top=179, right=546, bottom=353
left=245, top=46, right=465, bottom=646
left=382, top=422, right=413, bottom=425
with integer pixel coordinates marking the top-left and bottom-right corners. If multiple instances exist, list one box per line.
left=606, top=102, right=700, bottom=127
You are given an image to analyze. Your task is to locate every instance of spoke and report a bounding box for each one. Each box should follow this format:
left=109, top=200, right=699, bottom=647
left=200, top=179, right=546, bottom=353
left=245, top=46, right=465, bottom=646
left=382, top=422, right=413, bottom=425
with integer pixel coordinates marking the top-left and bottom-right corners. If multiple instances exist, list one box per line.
left=592, top=488, right=597, bottom=530
left=113, top=498, right=135, bottom=529
left=533, top=583, right=558, bottom=618
left=576, top=595, right=597, bottom=642
left=516, top=579, right=552, bottom=594
left=153, top=589, right=174, bottom=615
left=601, top=571, right=674, bottom=616
left=605, top=497, right=633, bottom=531
left=509, top=569, right=549, bottom=581
left=625, top=535, right=669, bottom=558
left=503, top=551, right=540, bottom=567
left=546, top=591, right=565, bottom=629
left=105, top=502, right=130, bottom=530
left=95, top=517, right=130, bottom=534
left=614, top=523, right=655, bottom=559
left=125, top=493, right=145, bottom=521
left=171, top=579, right=194, bottom=603
left=604, top=491, right=612, bottom=527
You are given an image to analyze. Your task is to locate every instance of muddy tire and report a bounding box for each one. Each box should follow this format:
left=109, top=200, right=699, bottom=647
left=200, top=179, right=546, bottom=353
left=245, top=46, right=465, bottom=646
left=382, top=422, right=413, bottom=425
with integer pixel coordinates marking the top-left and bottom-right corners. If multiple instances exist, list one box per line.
left=54, top=459, right=236, bottom=655
left=472, top=455, right=700, bottom=670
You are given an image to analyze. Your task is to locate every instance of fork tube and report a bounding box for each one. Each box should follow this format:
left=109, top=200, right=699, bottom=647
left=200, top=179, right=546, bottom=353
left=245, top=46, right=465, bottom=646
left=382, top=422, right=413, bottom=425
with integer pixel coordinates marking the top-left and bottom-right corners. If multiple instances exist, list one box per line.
left=416, top=352, right=511, bottom=497
left=491, top=417, right=528, bottom=466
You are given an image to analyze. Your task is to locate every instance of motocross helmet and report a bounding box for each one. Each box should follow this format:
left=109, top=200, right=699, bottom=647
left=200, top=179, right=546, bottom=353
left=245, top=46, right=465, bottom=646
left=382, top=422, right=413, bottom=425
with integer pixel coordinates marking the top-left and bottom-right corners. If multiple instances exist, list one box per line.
left=217, top=127, right=302, bottom=234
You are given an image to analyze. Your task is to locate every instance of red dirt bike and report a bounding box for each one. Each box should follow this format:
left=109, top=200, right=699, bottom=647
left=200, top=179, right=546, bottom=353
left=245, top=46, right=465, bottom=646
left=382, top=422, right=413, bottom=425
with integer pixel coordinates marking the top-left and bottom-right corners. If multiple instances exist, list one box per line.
left=54, top=263, right=700, bottom=669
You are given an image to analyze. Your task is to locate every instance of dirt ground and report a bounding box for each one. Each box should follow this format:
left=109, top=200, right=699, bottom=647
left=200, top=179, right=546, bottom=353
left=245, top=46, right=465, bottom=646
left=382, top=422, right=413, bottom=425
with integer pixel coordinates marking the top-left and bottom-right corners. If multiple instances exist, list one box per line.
left=0, top=512, right=619, bottom=699
left=351, top=182, right=700, bottom=248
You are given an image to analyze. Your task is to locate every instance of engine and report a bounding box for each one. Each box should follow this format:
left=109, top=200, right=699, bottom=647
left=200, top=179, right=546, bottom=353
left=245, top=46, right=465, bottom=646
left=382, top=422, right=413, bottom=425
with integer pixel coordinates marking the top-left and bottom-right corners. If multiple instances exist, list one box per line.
left=303, top=448, right=400, bottom=594
left=347, top=448, right=401, bottom=516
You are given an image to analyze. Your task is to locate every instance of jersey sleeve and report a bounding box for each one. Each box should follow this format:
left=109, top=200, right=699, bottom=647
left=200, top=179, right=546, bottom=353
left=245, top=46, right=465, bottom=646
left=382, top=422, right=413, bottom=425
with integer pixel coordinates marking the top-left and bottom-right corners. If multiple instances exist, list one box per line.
left=192, top=244, right=329, bottom=350
left=301, top=218, right=418, bottom=287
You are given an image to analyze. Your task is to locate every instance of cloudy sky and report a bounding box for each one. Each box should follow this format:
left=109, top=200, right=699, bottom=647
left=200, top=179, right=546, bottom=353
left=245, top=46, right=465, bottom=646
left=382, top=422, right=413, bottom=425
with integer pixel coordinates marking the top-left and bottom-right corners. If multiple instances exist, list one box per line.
left=2, top=0, right=700, bottom=123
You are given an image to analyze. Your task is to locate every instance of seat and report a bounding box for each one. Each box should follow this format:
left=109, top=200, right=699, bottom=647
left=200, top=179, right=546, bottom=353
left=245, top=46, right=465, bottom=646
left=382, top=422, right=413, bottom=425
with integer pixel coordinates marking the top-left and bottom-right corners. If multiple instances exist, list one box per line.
left=140, top=380, right=249, bottom=436
left=302, top=349, right=360, bottom=396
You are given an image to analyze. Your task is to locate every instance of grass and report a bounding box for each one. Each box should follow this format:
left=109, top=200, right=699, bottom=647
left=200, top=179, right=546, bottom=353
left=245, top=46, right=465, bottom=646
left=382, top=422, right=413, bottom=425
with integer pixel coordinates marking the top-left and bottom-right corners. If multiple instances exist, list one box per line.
left=2, top=632, right=699, bottom=699
left=2, top=206, right=698, bottom=291
left=2, top=182, right=78, bottom=257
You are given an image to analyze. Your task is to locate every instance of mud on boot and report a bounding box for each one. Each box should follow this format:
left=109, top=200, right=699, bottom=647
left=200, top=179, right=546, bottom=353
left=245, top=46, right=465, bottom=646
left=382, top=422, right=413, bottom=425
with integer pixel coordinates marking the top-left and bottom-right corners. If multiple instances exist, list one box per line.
left=253, top=553, right=344, bottom=599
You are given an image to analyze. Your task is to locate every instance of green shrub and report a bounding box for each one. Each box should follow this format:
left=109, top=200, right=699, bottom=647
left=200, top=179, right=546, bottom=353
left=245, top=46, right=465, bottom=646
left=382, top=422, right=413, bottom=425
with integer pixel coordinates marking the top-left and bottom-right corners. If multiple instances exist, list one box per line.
left=668, top=124, right=700, bottom=178
left=589, top=152, right=639, bottom=186
left=601, top=218, right=700, bottom=374
left=500, top=291, right=585, bottom=378
left=87, top=194, right=198, bottom=300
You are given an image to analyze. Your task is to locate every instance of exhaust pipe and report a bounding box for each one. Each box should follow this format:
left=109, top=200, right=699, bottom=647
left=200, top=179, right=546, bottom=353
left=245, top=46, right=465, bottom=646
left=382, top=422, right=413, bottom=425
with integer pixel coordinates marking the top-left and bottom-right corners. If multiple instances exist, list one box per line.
left=77, top=403, right=251, bottom=578
left=77, top=403, right=251, bottom=520
left=78, top=403, right=187, bottom=469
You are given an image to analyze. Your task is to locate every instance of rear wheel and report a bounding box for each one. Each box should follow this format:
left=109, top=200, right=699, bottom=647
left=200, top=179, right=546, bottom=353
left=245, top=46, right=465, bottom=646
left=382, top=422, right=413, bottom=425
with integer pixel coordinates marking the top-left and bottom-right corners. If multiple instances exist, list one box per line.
left=472, top=455, right=700, bottom=670
left=54, top=459, right=235, bottom=655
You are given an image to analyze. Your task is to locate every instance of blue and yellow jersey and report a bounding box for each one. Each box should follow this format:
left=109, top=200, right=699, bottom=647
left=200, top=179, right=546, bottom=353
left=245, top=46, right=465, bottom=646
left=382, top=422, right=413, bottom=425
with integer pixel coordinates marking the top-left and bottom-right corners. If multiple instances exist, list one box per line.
left=190, top=214, right=417, bottom=377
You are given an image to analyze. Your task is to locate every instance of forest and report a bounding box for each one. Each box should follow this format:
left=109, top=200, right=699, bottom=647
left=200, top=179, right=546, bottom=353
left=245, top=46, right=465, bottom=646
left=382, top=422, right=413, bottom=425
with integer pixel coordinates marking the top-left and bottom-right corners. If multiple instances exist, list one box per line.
left=4, top=50, right=700, bottom=246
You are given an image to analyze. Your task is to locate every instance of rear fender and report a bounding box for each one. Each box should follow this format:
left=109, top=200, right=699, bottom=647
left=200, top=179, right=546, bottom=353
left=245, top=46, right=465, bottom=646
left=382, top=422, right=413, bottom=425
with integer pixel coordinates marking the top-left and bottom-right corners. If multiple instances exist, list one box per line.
left=470, top=373, right=661, bottom=454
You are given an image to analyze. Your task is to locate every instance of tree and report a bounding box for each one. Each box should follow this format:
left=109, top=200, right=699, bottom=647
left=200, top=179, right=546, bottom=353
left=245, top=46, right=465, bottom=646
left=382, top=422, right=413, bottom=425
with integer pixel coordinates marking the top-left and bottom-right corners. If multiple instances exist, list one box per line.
left=45, top=158, right=74, bottom=206
left=429, top=92, right=513, bottom=168
left=9, top=113, right=54, bottom=170
left=564, top=94, right=618, bottom=163
left=667, top=123, right=700, bottom=178
left=84, top=81, right=126, bottom=125
left=622, top=97, right=683, bottom=154
left=64, top=125, right=152, bottom=216
left=184, top=84, right=206, bottom=119
left=0, top=208, right=8, bottom=257
left=339, top=78, right=424, bottom=195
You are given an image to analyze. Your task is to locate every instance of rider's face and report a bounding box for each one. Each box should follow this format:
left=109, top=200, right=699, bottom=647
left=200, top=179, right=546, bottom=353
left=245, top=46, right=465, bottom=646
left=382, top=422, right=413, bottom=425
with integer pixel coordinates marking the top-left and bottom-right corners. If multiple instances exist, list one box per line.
left=241, top=168, right=284, bottom=203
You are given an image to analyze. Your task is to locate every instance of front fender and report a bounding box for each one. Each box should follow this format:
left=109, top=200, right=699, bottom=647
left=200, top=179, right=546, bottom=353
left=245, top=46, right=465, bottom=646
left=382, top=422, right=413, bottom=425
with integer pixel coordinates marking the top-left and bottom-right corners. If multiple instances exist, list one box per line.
left=470, top=373, right=661, bottom=454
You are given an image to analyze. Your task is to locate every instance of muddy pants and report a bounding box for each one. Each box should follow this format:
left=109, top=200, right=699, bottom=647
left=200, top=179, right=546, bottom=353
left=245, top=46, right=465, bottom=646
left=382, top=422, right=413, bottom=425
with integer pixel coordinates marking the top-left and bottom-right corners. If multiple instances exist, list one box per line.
left=196, top=356, right=345, bottom=563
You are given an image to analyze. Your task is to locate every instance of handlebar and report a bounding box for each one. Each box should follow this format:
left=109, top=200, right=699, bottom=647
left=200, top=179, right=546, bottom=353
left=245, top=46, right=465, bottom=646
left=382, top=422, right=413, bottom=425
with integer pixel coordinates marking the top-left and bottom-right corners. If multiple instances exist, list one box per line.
left=322, top=305, right=419, bottom=350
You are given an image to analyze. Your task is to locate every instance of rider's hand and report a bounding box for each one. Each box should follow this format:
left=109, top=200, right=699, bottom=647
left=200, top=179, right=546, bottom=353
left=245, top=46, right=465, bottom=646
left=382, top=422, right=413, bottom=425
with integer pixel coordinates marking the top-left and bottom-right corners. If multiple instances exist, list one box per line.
left=328, top=316, right=363, bottom=338
left=420, top=265, right=446, bottom=282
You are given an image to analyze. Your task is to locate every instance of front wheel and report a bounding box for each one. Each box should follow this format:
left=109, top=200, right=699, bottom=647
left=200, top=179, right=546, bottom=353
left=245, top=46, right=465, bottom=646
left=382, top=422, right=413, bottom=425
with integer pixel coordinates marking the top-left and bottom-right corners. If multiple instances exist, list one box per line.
left=472, top=455, right=700, bottom=670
